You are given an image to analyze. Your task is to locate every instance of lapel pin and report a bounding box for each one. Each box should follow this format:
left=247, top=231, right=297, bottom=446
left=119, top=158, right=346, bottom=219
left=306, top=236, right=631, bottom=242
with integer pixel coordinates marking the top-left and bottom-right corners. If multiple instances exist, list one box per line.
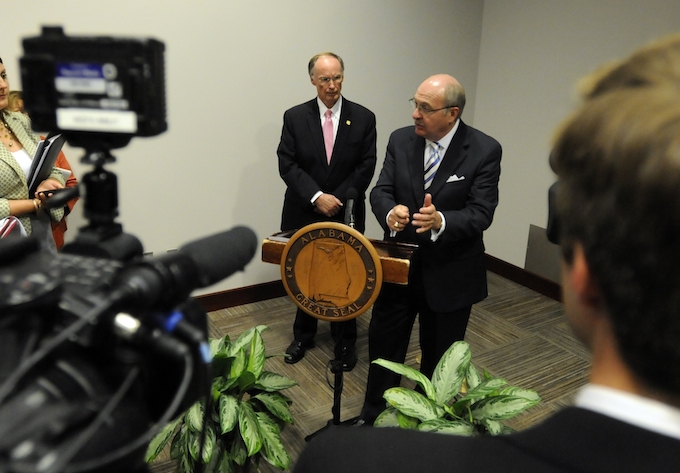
left=346, top=120, right=351, bottom=125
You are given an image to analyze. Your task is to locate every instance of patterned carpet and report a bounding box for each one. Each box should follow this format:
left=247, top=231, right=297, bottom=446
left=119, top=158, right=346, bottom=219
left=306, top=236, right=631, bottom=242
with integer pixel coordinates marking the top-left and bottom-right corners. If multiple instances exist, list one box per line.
left=150, top=272, right=589, bottom=472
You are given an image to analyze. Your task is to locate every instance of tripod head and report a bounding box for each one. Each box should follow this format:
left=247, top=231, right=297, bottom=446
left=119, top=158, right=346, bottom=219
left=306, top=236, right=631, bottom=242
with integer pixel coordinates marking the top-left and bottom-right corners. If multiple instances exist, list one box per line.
left=20, top=25, right=167, bottom=261
left=59, top=146, right=144, bottom=261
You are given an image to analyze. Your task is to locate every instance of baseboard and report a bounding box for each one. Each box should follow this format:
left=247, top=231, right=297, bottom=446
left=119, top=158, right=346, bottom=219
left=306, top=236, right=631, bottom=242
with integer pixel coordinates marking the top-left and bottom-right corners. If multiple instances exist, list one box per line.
left=485, top=254, right=562, bottom=301
left=195, top=280, right=287, bottom=312
left=195, top=254, right=562, bottom=312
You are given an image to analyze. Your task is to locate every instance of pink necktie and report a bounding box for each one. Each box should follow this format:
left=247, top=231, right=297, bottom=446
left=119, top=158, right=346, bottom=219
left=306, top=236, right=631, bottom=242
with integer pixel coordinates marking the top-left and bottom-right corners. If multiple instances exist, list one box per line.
left=323, top=109, right=333, bottom=164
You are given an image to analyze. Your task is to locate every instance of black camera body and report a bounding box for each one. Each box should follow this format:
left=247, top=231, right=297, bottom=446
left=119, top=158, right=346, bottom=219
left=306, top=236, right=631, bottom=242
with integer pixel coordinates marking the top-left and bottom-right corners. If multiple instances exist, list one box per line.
left=20, top=26, right=167, bottom=150
left=0, top=27, right=208, bottom=473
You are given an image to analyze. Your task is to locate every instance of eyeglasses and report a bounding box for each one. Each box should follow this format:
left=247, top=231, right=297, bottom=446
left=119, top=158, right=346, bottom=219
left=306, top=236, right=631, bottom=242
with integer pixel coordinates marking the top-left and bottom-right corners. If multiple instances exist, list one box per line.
left=410, top=98, right=454, bottom=115
left=317, top=75, right=343, bottom=85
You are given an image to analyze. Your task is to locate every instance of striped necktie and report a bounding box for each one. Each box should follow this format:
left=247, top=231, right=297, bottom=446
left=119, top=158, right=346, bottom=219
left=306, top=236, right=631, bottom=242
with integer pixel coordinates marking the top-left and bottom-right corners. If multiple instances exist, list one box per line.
left=424, top=142, right=442, bottom=189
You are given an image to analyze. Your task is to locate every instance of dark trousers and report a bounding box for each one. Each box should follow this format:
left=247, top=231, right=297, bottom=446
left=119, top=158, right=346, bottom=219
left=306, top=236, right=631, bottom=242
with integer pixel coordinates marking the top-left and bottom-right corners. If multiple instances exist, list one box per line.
left=359, top=280, right=472, bottom=423
left=293, top=308, right=357, bottom=347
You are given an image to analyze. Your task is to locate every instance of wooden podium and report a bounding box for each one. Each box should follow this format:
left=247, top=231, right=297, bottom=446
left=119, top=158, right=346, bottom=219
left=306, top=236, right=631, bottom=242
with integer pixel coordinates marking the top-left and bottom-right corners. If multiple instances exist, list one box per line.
left=262, top=229, right=416, bottom=285
left=263, top=224, right=416, bottom=434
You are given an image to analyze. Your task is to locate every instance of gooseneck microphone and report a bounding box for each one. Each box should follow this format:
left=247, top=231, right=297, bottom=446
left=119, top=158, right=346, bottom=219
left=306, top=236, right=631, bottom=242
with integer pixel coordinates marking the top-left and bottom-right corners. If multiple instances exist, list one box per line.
left=344, top=188, right=357, bottom=229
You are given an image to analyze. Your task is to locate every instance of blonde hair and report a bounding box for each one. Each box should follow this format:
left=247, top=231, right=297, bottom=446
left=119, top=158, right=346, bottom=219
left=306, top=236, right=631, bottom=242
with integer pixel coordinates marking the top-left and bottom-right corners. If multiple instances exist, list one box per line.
left=7, top=90, right=24, bottom=113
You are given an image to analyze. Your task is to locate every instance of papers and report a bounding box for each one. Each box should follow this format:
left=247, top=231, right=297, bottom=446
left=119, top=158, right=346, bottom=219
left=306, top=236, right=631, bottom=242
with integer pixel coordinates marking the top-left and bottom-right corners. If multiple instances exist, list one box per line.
left=55, top=167, right=72, bottom=181
left=0, top=216, right=26, bottom=238
left=26, top=133, right=66, bottom=195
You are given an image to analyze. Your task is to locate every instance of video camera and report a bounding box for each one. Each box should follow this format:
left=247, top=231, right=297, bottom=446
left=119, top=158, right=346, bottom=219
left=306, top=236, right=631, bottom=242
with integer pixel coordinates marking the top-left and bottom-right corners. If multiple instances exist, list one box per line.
left=0, top=27, right=257, bottom=473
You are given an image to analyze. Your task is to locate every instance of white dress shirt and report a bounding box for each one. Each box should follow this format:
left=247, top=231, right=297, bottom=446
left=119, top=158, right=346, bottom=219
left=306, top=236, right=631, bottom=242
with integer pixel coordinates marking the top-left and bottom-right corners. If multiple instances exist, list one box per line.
left=311, top=97, right=343, bottom=204
left=576, top=384, right=680, bottom=440
left=388, top=119, right=460, bottom=240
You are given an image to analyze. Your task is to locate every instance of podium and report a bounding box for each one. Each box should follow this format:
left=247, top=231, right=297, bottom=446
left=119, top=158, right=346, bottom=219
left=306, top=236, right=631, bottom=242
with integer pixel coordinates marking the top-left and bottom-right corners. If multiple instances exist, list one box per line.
left=262, top=222, right=418, bottom=440
left=262, top=229, right=416, bottom=286
left=262, top=223, right=416, bottom=436
left=263, top=225, right=416, bottom=321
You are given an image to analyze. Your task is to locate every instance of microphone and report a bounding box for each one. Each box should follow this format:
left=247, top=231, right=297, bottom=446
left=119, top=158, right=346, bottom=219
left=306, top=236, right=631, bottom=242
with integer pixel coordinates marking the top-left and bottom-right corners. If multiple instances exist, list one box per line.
left=344, top=188, right=357, bottom=228
left=109, top=226, right=258, bottom=311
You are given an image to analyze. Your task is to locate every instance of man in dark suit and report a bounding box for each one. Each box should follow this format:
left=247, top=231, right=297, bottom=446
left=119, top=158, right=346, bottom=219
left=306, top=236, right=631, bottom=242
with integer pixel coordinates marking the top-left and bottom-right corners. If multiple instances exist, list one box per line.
left=278, top=52, right=377, bottom=370
left=357, top=74, right=502, bottom=423
left=293, top=36, right=680, bottom=473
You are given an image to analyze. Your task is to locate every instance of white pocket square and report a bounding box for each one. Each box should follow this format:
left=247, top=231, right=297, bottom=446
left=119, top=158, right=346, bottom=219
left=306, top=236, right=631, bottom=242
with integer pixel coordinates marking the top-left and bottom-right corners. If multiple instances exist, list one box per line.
left=446, top=174, right=466, bottom=182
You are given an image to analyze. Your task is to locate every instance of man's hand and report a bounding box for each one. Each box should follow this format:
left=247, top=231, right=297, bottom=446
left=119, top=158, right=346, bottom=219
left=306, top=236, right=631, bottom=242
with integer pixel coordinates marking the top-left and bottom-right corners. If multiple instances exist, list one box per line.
left=314, top=193, right=343, bottom=217
left=389, top=204, right=410, bottom=232
left=412, top=193, right=442, bottom=233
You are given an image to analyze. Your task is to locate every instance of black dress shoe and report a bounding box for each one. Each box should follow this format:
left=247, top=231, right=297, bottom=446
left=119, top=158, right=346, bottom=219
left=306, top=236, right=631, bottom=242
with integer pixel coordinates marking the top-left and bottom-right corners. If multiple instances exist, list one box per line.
left=350, top=417, right=372, bottom=427
left=339, top=345, right=357, bottom=371
left=285, top=340, right=314, bottom=364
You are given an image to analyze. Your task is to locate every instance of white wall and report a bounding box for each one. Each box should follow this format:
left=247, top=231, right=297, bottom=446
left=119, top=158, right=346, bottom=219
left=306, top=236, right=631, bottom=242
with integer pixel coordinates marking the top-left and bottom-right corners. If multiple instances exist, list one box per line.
left=6, top=1, right=679, bottom=295
left=476, top=0, right=680, bottom=267
left=3, top=0, right=484, bottom=294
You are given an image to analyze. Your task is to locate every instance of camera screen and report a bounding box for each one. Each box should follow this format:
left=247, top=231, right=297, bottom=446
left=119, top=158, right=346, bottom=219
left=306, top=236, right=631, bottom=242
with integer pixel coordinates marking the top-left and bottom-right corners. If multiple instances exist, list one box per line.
left=20, top=26, right=167, bottom=147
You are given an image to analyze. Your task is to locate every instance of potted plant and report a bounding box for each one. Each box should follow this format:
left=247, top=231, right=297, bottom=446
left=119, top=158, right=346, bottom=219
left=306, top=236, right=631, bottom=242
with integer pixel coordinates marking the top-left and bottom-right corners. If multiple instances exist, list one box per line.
left=373, top=340, right=540, bottom=435
left=146, top=325, right=298, bottom=472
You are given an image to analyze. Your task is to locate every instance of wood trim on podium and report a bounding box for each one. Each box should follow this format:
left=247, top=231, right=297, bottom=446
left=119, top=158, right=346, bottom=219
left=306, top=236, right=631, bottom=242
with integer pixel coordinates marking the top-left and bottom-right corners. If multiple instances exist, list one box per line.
left=195, top=254, right=562, bottom=313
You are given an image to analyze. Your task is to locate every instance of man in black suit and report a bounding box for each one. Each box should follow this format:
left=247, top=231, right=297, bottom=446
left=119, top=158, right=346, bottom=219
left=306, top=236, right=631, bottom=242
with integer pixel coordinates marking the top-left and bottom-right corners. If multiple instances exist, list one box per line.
left=278, top=52, right=377, bottom=370
left=294, top=36, right=680, bottom=473
left=357, top=74, right=502, bottom=423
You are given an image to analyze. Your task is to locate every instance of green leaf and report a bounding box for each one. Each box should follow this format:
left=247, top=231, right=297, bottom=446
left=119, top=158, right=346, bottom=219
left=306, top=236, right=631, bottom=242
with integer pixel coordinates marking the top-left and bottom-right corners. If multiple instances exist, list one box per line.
left=177, top=450, right=195, bottom=473
left=396, top=410, right=420, bottom=429
left=383, top=387, right=445, bottom=422
left=209, top=337, right=229, bottom=358
left=481, top=418, right=504, bottom=435
left=205, top=448, right=232, bottom=473
left=188, top=423, right=216, bottom=464
left=471, top=395, right=540, bottom=421
left=432, top=341, right=471, bottom=405
left=229, top=325, right=269, bottom=357
left=255, top=371, right=298, bottom=391
left=246, top=330, right=266, bottom=378
left=464, top=377, right=508, bottom=399
left=372, top=358, right=436, bottom=400
left=169, top=424, right=187, bottom=460
left=466, top=363, right=482, bottom=391
left=500, top=386, right=542, bottom=402
left=417, top=418, right=477, bottom=436
left=256, top=412, right=292, bottom=469
left=237, top=371, right=257, bottom=392
left=186, top=401, right=205, bottom=432
left=374, top=407, right=401, bottom=427
left=219, top=394, right=239, bottom=434
left=230, top=434, right=247, bottom=466
left=253, top=392, right=295, bottom=424
left=238, top=401, right=262, bottom=456
left=229, top=348, right=247, bottom=381
left=145, top=416, right=181, bottom=462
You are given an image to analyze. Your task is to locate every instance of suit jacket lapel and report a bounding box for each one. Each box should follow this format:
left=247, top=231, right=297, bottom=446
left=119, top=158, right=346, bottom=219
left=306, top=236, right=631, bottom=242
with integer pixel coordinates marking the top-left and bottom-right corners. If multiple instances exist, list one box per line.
left=328, top=100, right=351, bottom=173
left=428, top=121, right=469, bottom=196
left=305, top=100, right=327, bottom=168
left=409, top=135, right=426, bottom=205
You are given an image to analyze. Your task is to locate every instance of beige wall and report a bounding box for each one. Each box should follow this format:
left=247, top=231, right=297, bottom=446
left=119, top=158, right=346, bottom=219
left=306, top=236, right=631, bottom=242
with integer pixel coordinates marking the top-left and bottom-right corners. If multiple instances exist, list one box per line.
left=476, top=0, right=680, bottom=267
left=4, top=0, right=680, bottom=294
left=3, top=0, right=484, bottom=294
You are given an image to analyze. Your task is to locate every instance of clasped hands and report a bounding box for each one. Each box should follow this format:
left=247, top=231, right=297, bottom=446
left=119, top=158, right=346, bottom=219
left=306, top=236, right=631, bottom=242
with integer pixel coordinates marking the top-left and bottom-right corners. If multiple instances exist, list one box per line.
left=390, top=193, right=441, bottom=234
left=313, top=193, right=343, bottom=217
